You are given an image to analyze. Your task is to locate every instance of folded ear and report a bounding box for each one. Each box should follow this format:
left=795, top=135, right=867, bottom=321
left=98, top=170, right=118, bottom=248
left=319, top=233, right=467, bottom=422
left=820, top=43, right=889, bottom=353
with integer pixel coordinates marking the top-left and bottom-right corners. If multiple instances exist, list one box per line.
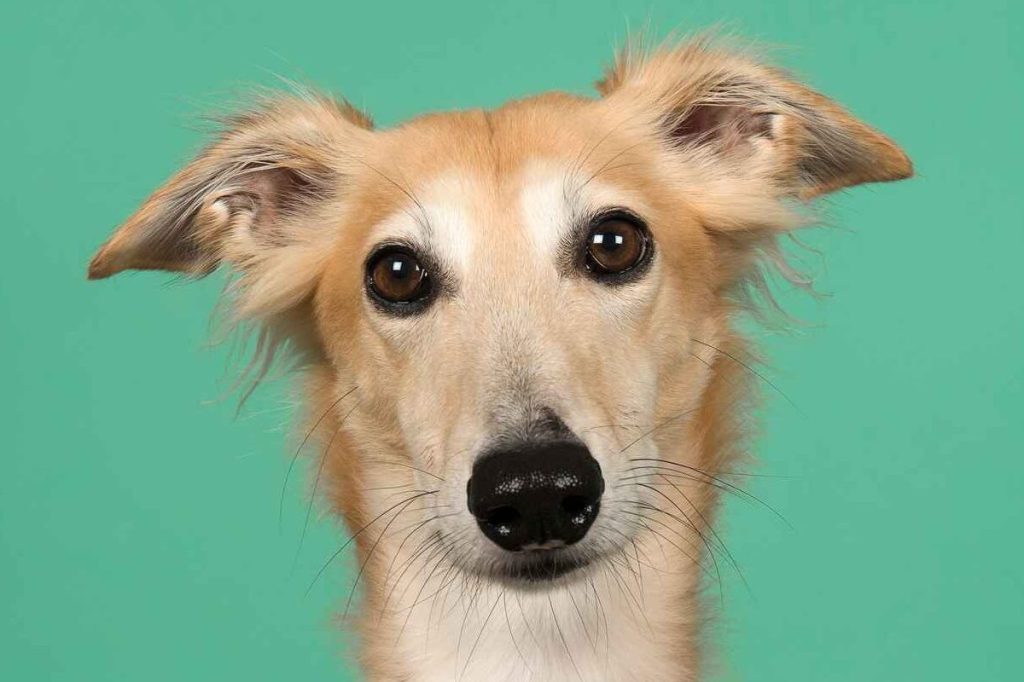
left=597, top=38, right=912, bottom=198
left=88, top=95, right=372, bottom=280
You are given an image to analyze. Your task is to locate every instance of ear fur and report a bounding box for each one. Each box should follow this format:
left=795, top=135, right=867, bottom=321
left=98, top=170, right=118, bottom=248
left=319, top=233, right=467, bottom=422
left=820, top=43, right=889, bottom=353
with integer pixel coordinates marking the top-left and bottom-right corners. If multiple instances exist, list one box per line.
left=87, top=94, right=372, bottom=281
left=598, top=37, right=912, bottom=198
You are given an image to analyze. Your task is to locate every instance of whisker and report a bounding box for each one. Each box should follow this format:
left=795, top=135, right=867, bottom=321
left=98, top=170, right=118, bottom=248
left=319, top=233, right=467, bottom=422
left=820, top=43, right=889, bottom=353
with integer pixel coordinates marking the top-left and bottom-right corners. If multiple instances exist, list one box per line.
left=548, top=593, right=584, bottom=682
left=619, top=408, right=700, bottom=454
left=459, top=592, right=502, bottom=680
left=624, top=503, right=723, bottom=599
left=341, top=491, right=428, bottom=620
left=602, top=525, right=667, bottom=575
left=279, top=385, right=357, bottom=529
left=294, top=400, right=361, bottom=562
left=376, top=516, right=438, bottom=602
left=454, top=570, right=481, bottom=676
left=364, top=482, right=419, bottom=492
left=336, top=149, right=431, bottom=233
left=626, top=459, right=793, bottom=479
left=619, top=513, right=710, bottom=576
left=365, top=458, right=446, bottom=482
left=581, top=148, right=645, bottom=189
left=635, top=481, right=739, bottom=575
left=589, top=577, right=610, bottom=672
left=305, top=489, right=437, bottom=596
left=567, top=583, right=597, bottom=652
left=423, top=544, right=468, bottom=627
left=394, top=534, right=465, bottom=643
left=502, top=593, right=533, bottom=675
left=386, top=509, right=455, bottom=539
left=642, top=475, right=751, bottom=594
left=631, top=497, right=727, bottom=602
left=513, top=589, right=542, bottom=653
left=602, top=558, right=652, bottom=635
left=690, top=337, right=798, bottom=410
left=380, top=532, right=447, bottom=618
left=391, top=556, right=453, bottom=624
left=625, top=459, right=792, bottom=527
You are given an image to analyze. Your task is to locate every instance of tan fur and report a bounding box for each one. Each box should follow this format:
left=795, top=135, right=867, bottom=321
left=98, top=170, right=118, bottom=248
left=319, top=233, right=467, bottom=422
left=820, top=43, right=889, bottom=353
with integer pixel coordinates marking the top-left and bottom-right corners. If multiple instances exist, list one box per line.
left=89, top=37, right=910, bottom=681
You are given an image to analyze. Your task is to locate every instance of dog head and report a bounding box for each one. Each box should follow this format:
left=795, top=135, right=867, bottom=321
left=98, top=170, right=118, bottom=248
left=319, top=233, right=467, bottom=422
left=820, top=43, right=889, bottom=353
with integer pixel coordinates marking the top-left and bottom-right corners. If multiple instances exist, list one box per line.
left=89, top=40, right=910, bottom=590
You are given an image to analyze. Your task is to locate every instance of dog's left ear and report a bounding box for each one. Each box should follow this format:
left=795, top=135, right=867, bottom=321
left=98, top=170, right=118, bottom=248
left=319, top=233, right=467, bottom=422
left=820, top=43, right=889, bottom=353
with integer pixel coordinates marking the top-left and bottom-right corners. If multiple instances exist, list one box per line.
left=597, top=40, right=912, bottom=198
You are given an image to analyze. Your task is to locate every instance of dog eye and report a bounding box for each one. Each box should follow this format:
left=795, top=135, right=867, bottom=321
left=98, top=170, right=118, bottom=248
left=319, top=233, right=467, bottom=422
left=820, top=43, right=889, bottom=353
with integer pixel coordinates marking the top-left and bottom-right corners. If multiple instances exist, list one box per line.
left=584, top=214, right=650, bottom=279
left=366, top=247, right=431, bottom=308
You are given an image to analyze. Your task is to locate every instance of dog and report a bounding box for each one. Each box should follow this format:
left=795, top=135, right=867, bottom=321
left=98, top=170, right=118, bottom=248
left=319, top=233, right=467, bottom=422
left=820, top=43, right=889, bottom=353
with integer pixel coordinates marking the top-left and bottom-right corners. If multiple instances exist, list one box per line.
left=88, top=36, right=911, bottom=681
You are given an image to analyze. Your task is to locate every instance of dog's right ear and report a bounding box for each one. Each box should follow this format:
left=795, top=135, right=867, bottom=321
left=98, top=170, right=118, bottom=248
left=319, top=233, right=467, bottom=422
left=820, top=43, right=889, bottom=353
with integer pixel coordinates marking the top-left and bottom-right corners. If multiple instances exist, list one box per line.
left=88, top=95, right=372, bottom=284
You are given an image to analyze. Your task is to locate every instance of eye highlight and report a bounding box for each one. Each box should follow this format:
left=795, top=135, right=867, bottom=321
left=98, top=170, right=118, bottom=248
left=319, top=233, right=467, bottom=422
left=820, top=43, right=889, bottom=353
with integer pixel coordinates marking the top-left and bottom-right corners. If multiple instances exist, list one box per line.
left=365, top=245, right=433, bottom=312
left=583, top=212, right=652, bottom=281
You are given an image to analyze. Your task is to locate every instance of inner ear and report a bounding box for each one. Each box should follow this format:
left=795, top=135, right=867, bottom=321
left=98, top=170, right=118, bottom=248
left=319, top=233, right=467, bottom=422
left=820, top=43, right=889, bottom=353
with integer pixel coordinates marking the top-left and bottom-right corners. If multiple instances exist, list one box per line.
left=669, top=103, right=775, bottom=151
left=210, top=166, right=323, bottom=237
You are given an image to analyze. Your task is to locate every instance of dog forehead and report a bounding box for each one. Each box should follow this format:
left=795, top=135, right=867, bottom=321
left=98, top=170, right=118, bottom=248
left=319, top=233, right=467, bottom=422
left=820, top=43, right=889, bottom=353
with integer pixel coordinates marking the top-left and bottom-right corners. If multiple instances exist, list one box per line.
left=371, top=161, right=641, bottom=277
left=359, top=100, right=651, bottom=277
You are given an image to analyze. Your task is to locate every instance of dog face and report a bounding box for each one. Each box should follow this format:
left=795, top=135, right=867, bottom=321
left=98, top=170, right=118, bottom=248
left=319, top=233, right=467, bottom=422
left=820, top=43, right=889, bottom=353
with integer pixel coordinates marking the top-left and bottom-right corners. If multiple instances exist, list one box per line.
left=314, top=102, right=718, bottom=583
left=90, top=42, right=910, bottom=592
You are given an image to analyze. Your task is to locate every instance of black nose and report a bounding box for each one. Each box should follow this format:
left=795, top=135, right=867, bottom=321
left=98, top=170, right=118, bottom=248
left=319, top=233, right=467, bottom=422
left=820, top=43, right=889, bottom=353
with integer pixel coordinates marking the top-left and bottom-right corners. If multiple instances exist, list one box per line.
left=467, top=440, right=604, bottom=551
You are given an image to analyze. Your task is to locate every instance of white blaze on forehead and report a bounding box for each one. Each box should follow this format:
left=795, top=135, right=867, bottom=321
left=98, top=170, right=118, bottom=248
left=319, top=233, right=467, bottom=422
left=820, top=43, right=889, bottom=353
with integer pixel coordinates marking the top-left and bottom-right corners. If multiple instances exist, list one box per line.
left=366, top=171, right=477, bottom=274
left=517, top=161, right=652, bottom=258
left=517, top=164, right=576, bottom=260
left=422, top=172, right=478, bottom=273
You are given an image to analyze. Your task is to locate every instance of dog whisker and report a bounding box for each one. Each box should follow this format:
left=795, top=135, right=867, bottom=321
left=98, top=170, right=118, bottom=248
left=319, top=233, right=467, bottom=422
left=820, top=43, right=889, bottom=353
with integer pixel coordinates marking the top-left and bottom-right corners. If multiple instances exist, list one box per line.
left=618, top=408, right=701, bottom=454
left=385, top=508, right=454, bottom=539
left=548, top=593, right=585, bottom=682
left=624, top=459, right=792, bottom=527
left=636, top=477, right=743, bottom=573
left=424, top=544, right=468, bottom=628
left=373, top=513, right=457, bottom=622
left=379, top=531, right=448, bottom=619
left=601, top=558, right=652, bottom=638
left=501, top=593, right=533, bottom=675
left=342, top=492, right=428, bottom=620
left=690, top=337, right=799, bottom=410
left=619, top=508, right=718, bottom=589
left=294, top=400, right=361, bottom=564
left=458, top=592, right=502, bottom=680
left=365, top=458, right=446, bottom=482
left=630, top=498, right=730, bottom=604
left=305, top=490, right=437, bottom=596
left=393, top=533, right=466, bottom=643
left=279, top=385, right=358, bottom=530
left=376, top=518, right=440, bottom=604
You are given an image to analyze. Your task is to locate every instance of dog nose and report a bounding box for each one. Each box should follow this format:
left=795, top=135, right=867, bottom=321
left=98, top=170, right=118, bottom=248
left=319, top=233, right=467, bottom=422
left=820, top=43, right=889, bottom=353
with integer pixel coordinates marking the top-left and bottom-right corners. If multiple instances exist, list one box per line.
left=467, top=440, right=604, bottom=551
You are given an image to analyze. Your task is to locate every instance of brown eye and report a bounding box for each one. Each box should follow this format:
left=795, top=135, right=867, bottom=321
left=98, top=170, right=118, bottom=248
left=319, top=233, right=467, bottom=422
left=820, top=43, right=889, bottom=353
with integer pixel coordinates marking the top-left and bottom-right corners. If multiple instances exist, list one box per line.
left=584, top=215, right=650, bottom=278
left=366, top=247, right=431, bottom=308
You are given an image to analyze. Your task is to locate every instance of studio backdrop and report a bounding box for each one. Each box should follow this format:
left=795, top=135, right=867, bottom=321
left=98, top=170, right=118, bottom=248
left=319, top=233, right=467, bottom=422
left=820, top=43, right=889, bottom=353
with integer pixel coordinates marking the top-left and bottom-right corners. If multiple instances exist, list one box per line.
left=2, top=1, right=1021, bottom=680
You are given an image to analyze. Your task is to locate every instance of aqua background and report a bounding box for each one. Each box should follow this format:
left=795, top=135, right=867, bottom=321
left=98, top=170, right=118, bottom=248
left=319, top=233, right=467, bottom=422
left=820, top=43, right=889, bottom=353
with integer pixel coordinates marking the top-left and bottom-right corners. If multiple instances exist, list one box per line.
left=2, top=1, right=1021, bottom=679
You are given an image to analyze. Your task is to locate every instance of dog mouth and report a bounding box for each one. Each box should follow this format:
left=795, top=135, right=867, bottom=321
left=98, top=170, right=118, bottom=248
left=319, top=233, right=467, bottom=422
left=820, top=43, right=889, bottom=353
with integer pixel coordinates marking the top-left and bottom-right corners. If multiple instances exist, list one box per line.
left=488, top=549, right=593, bottom=585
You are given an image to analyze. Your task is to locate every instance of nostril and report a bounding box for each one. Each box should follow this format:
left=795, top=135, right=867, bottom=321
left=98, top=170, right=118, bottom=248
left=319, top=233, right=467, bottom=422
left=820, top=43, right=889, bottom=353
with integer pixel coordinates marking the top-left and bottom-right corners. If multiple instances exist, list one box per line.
left=560, top=495, right=591, bottom=516
left=485, top=505, right=521, bottom=528
left=561, top=493, right=599, bottom=528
